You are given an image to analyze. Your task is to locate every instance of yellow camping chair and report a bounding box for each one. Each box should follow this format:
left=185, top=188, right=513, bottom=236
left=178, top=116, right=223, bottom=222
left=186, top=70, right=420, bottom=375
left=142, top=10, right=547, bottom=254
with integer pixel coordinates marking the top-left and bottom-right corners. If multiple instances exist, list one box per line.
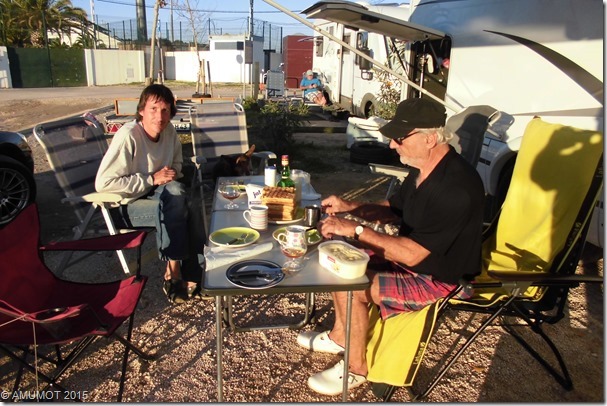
left=366, top=117, right=604, bottom=401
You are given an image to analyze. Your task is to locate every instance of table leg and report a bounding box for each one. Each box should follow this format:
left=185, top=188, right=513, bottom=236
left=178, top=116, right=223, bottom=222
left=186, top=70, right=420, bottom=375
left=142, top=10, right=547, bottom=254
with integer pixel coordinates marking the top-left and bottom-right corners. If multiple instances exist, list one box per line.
left=342, top=290, right=353, bottom=402
left=215, top=295, right=223, bottom=402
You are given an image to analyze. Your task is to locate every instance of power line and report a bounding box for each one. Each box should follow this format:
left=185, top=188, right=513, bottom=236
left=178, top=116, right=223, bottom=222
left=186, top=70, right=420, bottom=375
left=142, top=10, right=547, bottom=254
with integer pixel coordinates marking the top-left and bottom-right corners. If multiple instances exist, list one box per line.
left=96, top=0, right=302, bottom=14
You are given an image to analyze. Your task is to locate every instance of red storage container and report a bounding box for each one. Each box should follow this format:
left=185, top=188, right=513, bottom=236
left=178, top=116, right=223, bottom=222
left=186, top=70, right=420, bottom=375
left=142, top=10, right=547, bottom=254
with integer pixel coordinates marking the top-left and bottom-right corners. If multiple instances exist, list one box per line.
left=282, top=35, right=313, bottom=90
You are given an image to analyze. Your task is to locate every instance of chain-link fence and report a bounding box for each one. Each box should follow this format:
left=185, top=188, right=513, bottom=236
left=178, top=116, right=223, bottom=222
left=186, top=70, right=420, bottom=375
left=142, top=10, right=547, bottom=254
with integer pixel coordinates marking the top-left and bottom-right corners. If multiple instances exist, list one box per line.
left=99, top=16, right=285, bottom=51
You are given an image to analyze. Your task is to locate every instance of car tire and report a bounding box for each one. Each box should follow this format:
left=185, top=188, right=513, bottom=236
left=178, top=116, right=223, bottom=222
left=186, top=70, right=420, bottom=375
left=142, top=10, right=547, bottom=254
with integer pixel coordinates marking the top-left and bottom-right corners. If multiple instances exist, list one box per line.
left=350, top=141, right=399, bottom=165
left=0, top=155, right=36, bottom=226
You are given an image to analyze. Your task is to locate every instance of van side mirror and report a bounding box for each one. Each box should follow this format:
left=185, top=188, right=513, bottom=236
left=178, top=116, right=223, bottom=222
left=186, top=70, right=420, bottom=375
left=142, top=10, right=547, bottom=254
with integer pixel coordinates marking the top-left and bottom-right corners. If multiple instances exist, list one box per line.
left=357, top=47, right=373, bottom=80
left=358, top=47, right=373, bottom=71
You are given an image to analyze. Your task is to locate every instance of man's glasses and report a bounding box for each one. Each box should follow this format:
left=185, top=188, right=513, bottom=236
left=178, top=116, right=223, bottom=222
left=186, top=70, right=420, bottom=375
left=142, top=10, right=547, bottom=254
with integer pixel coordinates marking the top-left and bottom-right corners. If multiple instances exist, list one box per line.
left=393, top=130, right=421, bottom=145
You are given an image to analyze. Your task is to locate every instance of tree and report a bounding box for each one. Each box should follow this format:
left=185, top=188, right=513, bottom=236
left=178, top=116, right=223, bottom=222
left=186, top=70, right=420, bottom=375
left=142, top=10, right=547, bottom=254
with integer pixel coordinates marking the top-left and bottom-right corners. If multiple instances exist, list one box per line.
left=0, top=0, right=88, bottom=48
left=173, top=0, right=209, bottom=95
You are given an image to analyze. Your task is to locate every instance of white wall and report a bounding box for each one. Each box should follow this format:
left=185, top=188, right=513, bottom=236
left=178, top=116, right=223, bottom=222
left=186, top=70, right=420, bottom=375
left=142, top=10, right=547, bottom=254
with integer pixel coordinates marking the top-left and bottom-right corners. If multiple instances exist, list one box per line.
left=0, top=47, right=12, bottom=89
left=85, top=49, right=145, bottom=86
left=164, top=35, right=266, bottom=83
left=165, top=51, right=209, bottom=82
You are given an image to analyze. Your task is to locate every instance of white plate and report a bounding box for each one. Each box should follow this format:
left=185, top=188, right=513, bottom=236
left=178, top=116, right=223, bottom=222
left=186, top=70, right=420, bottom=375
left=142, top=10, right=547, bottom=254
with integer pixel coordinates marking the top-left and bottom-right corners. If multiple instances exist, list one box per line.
left=209, top=227, right=260, bottom=248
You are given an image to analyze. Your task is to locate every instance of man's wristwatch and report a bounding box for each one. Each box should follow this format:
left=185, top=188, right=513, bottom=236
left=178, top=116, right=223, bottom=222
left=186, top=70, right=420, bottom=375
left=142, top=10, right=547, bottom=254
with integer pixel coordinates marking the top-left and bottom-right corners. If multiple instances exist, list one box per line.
left=354, top=225, right=364, bottom=240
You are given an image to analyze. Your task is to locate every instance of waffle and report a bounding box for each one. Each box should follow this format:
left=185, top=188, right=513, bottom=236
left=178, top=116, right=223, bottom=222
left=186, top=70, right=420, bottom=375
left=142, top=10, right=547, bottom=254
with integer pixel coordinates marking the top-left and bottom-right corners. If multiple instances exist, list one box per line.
left=261, top=186, right=296, bottom=206
left=267, top=205, right=297, bottom=221
left=262, top=187, right=296, bottom=220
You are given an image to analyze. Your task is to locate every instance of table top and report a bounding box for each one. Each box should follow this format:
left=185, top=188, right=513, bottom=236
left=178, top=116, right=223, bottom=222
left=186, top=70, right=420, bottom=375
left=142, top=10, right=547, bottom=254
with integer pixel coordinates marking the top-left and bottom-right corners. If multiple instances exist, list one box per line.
left=203, top=176, right=370, bottom=296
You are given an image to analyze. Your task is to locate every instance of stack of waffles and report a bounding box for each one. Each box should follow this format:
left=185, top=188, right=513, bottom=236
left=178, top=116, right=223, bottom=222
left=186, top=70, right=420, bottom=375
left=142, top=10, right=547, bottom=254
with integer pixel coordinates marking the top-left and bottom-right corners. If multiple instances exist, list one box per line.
left=261, top=186, right=296, bottom=221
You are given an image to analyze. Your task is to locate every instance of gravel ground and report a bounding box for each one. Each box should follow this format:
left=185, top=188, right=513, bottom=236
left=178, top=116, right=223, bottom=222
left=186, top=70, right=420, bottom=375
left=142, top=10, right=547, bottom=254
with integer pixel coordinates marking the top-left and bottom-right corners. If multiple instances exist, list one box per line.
left=0, top=83, right=603, bottom=402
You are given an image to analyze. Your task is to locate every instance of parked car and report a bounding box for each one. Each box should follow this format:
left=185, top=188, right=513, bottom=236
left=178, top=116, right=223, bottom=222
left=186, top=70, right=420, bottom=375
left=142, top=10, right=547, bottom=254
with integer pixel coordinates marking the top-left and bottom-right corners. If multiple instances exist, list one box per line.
left=0, top=131, right=36, bottom=226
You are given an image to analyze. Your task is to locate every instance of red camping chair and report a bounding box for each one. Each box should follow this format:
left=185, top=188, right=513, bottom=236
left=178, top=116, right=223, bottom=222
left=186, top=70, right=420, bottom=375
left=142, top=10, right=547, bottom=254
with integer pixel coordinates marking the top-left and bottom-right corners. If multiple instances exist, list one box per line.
left=0, top=203, right=153, bottom=401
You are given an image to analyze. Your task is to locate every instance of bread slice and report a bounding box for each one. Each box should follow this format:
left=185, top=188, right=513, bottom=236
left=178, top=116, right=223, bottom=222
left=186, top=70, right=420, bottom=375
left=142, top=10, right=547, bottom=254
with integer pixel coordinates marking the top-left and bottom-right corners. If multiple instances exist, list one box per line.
left=261, top=186, right=296, bottom=206
left=262, top=187, right=297, bottom=220
left=267, top=204, right=297, bottom=221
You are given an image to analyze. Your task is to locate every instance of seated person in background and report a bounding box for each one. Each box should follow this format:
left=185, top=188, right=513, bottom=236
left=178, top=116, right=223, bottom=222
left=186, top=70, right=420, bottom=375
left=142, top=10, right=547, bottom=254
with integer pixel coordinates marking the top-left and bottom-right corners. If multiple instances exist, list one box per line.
left=297, top=98, right=485, bottom=395
left=95, top=84, right=204, bottom=305
left=300, top=69, right=327, bottom=106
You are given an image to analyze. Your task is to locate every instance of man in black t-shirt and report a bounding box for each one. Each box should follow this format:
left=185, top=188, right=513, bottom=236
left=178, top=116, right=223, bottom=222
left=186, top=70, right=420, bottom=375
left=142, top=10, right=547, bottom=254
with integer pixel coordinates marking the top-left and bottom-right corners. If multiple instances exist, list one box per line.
left=298, top=98, right=485, bottom=396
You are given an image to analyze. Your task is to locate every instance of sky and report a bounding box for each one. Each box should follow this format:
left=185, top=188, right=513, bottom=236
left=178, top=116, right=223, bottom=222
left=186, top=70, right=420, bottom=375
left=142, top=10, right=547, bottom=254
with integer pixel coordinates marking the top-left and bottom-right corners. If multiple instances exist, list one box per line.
left=70, top=0, right=317, bottom=37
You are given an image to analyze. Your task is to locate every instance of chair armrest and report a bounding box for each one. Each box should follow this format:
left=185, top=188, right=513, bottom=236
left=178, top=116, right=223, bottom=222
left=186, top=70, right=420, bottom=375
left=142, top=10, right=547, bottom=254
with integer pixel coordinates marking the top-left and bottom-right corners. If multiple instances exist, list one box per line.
left=252, top=151, right=277, bottom=174
left=40, top=230, right=148, bottom=252
left=487, top=270, right=604, bottom=286
left=62, top=192, right=124, bottom=205
left=368, top=163, right=410, bottom=181
left=0, top=300, right=86, bottom=323
left=253, top=151, right=277, bottom=161
left=191, top=156, right=208, bottom=165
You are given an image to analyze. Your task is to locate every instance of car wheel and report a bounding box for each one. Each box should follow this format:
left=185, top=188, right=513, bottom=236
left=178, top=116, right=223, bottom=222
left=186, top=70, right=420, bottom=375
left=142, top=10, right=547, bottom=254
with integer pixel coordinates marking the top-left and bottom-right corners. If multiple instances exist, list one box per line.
left=350, top=141, right=399, bottom=165
left=0, top=155, right=36, bottom=226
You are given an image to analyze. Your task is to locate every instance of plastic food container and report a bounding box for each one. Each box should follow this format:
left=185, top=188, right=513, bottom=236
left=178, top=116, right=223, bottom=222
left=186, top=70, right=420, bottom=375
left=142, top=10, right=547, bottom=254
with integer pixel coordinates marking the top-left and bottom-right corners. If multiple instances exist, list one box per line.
left=318, top=241, right=370, bottom=279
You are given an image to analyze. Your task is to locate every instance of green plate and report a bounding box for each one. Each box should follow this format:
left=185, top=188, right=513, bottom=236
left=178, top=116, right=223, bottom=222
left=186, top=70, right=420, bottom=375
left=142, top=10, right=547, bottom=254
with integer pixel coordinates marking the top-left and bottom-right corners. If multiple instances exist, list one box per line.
left=272, top=227, right=324, bottom=246
left=209, top=227, right=260, bottom=248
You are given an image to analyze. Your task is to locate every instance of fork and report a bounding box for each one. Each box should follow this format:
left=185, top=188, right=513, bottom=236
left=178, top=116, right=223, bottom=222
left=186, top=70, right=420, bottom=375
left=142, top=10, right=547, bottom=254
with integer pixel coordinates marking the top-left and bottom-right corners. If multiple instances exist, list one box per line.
left=226, top=233, right=248, bottom=245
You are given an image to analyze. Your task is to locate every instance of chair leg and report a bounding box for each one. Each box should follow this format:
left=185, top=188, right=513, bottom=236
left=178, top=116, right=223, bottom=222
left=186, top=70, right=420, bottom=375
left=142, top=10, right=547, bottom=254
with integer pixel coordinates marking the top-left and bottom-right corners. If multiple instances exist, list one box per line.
left=413, top=294, right=518, bottom=401
left=100, top=206, right=132, bottom=275
left=112, top=333, right=156, bottom=361
left=503, top=305, right=573, bottom=390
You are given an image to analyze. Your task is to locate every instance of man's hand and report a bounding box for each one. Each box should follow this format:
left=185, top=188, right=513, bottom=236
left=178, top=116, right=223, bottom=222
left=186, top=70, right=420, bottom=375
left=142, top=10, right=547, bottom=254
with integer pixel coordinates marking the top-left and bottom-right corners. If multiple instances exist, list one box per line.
left=153, top=166, right=177, bottom=185
left=321, top=195, right=356, bottom=215
left=317, top=216, right=357, bottom=240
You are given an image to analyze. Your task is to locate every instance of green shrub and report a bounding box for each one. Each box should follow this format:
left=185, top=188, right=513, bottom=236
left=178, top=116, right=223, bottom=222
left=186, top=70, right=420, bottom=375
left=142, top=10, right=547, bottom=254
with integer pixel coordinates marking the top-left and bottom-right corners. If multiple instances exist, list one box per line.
left=244, top=100, right=309, bottom=156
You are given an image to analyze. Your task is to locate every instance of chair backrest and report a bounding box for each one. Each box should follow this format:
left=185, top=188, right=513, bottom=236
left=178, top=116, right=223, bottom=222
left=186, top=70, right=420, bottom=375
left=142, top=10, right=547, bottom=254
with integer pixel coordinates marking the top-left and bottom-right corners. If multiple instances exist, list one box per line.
left=0, top=203, right=55, bottom=317
left=445, top=105, right=498, bottom=167
left=483, top=117, right=603, bottom=280
left=190, top=102, right=251, bottom=175
left=33, top=116, right=108, bottom=222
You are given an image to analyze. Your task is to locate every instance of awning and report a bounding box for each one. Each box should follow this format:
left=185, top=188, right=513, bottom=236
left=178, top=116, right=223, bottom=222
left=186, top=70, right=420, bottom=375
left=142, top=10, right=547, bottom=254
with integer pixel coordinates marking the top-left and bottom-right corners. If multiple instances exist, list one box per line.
left=301, top=1, right=445, bottom=43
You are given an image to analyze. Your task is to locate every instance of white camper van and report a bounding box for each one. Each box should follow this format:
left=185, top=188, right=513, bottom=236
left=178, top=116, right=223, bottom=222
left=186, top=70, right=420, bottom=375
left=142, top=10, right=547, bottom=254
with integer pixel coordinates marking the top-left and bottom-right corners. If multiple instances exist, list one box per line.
left=302, top=0, right=604, bottom=247
left=309, top=3, right=411, bottom=117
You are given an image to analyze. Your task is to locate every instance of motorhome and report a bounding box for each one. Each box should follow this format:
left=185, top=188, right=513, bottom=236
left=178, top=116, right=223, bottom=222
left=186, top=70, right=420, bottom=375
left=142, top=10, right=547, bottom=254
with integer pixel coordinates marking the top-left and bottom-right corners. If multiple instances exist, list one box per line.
left=300, top=0, right=604, bottom=247
left=309, top=2, right=411, bottom=117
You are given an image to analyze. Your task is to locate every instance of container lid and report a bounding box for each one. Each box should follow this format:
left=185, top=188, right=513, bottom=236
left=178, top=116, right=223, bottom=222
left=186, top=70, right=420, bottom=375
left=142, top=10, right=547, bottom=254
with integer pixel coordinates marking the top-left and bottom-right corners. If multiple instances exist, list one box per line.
left=318, top=241, right=370, bottom=264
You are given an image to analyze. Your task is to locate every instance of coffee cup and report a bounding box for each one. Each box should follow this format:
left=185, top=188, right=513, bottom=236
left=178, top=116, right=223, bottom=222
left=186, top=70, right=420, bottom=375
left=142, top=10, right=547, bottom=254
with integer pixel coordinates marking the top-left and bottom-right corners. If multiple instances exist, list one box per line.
left=243, top=205, right=268, bottom=230
left=304, top=205, right=321, bottom=228
left=276, top=225, right=308, bottom=250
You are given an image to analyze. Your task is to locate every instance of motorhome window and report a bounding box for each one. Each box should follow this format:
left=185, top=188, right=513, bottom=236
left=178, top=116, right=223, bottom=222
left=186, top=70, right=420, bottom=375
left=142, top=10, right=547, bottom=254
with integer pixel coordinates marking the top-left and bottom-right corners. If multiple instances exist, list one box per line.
left=342, top=34, right=351, bottom=54
left=214, top=41, right=244, bottom=51
left=315, top=36, right=324, bottom=57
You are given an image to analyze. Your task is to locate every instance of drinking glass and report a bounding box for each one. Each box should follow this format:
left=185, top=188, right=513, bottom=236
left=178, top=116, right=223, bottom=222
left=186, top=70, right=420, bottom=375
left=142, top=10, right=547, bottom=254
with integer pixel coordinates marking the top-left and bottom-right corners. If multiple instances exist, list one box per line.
left=277, top=226, right=308, bottom=273
left=218, top=179, right=241, bottom=209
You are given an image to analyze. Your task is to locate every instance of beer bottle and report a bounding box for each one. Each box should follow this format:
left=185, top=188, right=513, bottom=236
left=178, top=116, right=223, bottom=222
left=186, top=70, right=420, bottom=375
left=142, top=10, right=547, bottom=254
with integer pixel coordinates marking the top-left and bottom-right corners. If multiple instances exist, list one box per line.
left=277, top=154, right=295, bottom=188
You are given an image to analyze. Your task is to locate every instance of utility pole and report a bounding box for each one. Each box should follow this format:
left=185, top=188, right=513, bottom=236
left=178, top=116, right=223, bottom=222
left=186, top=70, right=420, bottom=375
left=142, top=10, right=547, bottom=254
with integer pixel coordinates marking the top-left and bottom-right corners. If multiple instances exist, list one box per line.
left=170, top=0, right=174, bottom=43
left=146, top=0, right=164, bottom=86
left=89, top=0, right=97, bottom=49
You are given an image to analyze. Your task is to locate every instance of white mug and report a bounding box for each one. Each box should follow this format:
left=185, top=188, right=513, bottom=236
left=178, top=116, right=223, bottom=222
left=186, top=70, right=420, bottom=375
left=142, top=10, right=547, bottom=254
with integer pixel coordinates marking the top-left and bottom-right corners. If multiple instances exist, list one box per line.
left=243, top=205, right=268, bottom=230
